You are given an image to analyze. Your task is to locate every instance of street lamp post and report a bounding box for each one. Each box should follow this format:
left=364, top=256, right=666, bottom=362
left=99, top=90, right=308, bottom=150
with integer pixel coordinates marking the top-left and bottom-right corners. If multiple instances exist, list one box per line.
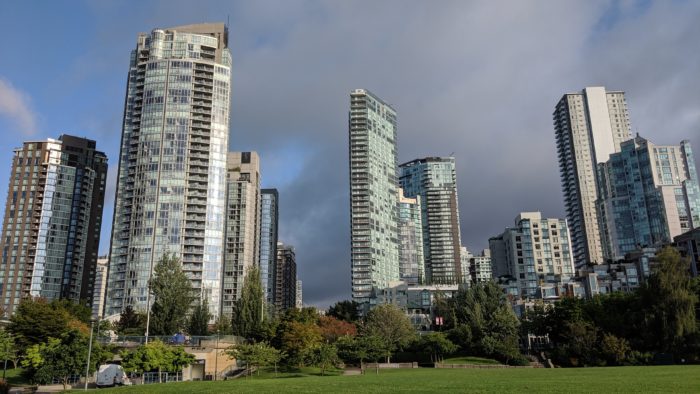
left=84, top=320, right=95, bottom=391
left=214, top=330, right=220, bottom=381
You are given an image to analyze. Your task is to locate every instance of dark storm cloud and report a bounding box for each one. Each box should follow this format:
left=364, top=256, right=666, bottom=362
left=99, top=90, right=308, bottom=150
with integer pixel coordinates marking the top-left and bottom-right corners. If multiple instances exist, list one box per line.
left=75, top=1, right=700, bottom=308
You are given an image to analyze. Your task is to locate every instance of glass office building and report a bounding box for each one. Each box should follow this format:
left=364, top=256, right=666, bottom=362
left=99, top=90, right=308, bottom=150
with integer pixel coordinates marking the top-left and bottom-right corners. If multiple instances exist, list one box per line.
left=107, top=23, right=231, bottom=317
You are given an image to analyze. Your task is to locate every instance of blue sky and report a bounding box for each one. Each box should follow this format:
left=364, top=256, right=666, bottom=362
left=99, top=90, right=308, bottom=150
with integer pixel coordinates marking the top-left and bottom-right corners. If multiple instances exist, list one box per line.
left=1, top=1, right=699, bottom=306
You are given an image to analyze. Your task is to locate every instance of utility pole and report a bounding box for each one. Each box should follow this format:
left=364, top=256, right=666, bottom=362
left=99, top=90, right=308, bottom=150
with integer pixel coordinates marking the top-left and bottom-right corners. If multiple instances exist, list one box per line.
left=84, top=320, right=95, bottom=390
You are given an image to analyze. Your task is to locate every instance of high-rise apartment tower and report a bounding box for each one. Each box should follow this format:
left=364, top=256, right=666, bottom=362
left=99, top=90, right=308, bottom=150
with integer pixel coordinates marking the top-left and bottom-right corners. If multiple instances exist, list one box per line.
left=106, top=23, right=231, bottom=317
left=598, top=136, right=700, bottom=260
left=275, top=242, right=297, bottom=312
left=349, top=89, right=400, bottom=304
left=400, top=157, right=463, bottom=284
left=222, top=152, right=260, bottom=317
left=0, top=135, right=107, bottom=314
left=553, top=87, right=631, bottom=267
left=259, top=189, right=279, bottom=305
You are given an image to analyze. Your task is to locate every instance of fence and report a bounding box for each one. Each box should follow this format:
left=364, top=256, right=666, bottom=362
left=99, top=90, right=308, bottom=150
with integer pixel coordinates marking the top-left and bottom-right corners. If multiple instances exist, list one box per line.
left=98, top=334, right=244, bottom=348
left=142, top=371, right=183, bottom=384
left=363, top=362, right=418, bottom=369
left=435, top=363, right=532, bottom=369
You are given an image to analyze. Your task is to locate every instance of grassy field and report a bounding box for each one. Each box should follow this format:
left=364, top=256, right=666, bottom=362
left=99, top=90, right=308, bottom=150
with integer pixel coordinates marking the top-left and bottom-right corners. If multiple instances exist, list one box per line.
left=95, top=365, right=700, bottom=393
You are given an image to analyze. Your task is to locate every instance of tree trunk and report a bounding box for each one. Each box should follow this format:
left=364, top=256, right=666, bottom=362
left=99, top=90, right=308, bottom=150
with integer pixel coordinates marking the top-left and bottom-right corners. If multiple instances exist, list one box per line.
left=62, top=377, right=68, bottom=391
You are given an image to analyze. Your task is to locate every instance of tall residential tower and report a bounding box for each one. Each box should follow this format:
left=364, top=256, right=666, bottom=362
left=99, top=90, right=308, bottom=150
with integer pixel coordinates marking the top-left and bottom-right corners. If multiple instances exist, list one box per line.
left=0, top=135, right=107, bottom=314
left=553, top=87, right=631, bottom=267
left=598, top=136, right=700, bottom=260
left=222, top=152, right=261, bottom=317
left=259, top=189, right=279, bottom=305
left=106, top=23, right=231, bottom=317
left=400, top=157, right=463, bottom=284
left=349, top=89, right=400, bottom=304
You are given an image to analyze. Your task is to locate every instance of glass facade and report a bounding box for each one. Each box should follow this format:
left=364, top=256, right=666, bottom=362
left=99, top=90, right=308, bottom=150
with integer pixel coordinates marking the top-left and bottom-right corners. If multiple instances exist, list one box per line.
left=398, top=190, right=424, bottom=285
left=598, top=136, right=700, bottom=260
left=275, top=242, right=297, bottom=312
left=259, top=189, right=278, bottom=305
left=0, top=136, right=107, bottom=314
left=399, top=157, right=463, bottom=284
left=349, top=89, right=400, bottom=304
left=107, top=24, right=231, bottom=318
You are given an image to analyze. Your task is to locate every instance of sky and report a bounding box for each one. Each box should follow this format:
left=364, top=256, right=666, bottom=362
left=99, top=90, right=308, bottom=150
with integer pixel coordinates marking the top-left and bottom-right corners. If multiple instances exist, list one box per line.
left=0, top=0, right=699, bottom=308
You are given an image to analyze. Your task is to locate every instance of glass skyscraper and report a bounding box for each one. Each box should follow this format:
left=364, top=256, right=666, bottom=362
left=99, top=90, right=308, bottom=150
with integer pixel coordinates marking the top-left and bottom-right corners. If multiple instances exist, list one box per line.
left=399, top=157, right=463, bottom=284
left=0, top=135, right=107, bottom=314
left=106, top=23, right=231, bottom=317
left=349, top=89, right=400, bottom=304
left=554, top=87, right=631, bottom=268
left=598, top=136, right=700, bottom=260
left=259, top=189, right=279, bottom=305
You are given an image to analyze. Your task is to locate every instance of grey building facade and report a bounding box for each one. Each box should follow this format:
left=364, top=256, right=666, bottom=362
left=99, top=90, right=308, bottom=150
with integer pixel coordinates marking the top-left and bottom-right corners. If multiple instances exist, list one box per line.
left=554, top=87, right=632, bottom=267
left=223, top=152, right=261, bottom=318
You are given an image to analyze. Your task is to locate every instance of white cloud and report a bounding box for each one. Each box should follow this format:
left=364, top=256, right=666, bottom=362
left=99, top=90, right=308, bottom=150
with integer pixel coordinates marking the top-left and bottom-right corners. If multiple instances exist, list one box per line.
left=0, top=78, right=38, bottom=135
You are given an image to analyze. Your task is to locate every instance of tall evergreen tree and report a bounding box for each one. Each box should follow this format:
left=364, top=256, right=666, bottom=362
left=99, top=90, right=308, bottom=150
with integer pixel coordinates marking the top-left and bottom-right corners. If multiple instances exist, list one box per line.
left=149, top=253, right=193, bottom=336
left=643, top=246, right=698, bottom=352
left=188, top=297, right=212, bottom=336
left=232, top=266, right=264, bottom=338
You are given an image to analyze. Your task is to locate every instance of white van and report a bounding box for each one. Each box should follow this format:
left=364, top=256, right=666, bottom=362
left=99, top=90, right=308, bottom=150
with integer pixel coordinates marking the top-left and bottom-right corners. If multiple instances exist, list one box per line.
left=96, top=364, right=132, bottom=387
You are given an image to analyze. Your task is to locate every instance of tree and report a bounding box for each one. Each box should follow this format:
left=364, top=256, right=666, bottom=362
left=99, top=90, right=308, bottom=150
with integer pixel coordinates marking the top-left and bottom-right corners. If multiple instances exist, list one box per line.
left=599, top=333, right=631, bottom=366
left=121, top=340, right=195, bottom=383
left=318, top=316, right=357, bottom=343
left=188, top=297, right=212, bottom=336
left=149, top=253, right=193, bottom=336
left=553, top=321, right=602, bottom=367
left=116, top=305, right=146, bottom=336
left=418, top=332, right=458, bottom=364
left=363, top=304, right=416, bottom=363
left=643, top=246, right=698, bottom=352
left=327, top=300, right=360, bottom=322
left=0, top=329, right=17, bottom=375
left=213, top=315, right=233, bottom=335
left=232, top=267, right=264, bottom=339
left=447, top=282, right=523, bottom=364
left=311, top=343, right=340, bottom=376
left=21, top=330, right=96, bottom=390
left=226, top=342, right=283, bottom=376
left=280, top=321, right=322, bottom=367
left=336, top=335, right=388, bottom=374
left=8, top=298, right=78, bottom=349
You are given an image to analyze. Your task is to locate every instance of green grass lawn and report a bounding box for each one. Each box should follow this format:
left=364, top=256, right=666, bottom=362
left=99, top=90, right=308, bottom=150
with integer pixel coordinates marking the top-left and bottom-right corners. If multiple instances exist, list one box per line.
left=93, top=365, right=700, bottom=393
left=441, top=356, right=501, bottom=365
